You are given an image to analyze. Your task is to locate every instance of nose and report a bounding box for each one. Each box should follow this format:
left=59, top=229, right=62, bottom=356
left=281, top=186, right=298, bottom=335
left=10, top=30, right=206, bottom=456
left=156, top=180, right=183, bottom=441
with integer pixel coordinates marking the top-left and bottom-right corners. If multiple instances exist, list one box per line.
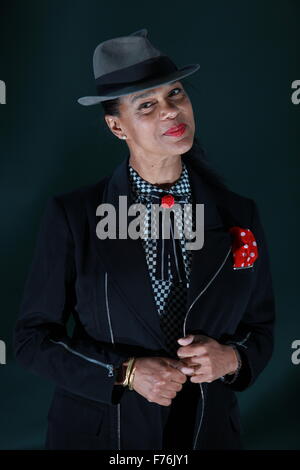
left=159, top=100, right=179, bottom=119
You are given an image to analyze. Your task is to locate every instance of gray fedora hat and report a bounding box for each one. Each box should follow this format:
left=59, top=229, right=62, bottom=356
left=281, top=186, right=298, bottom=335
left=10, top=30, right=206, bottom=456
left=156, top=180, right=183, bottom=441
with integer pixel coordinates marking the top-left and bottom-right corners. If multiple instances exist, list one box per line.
left=77, top=28, right=200, bottom=106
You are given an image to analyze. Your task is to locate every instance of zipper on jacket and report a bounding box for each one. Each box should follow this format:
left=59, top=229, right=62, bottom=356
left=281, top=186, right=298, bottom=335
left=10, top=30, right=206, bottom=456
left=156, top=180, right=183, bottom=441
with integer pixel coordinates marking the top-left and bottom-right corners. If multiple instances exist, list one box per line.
left=182, top=246, right=232, bottom=450
left=220, top=331, right=252, bottom=382
left=105, top=271, right=114, bottom=344
left=104, top=271, right=121, bottom=451
left=49, top=339, right=114, bottom=377
left=227, top=331, right=251, bottom=349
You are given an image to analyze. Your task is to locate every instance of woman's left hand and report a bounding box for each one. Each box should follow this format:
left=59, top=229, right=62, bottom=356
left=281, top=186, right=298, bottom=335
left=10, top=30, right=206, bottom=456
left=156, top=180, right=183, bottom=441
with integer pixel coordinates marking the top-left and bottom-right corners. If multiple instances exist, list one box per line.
left=176, top=334, right=238, bottom=383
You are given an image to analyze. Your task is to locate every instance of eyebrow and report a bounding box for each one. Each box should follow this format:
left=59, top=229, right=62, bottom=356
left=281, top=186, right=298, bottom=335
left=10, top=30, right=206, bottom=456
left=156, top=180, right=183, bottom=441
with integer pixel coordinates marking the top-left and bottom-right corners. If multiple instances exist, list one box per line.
left=130, top=80, right=180, bottom=104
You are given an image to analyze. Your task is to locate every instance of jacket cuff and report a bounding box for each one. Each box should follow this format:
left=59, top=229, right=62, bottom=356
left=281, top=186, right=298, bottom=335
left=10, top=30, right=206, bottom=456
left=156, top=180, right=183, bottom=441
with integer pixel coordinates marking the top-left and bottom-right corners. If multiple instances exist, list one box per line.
left=219, top=343, right=252, bottom=390
left=220, top=344, right=242, bottom=384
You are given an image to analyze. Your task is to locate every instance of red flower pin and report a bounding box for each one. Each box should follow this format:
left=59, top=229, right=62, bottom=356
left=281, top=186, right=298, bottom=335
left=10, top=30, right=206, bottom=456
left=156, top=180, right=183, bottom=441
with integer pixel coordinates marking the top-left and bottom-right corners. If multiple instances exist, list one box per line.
left=161, top=194, right=175, bottom=208
left=229, top=226, right=259, bottom=269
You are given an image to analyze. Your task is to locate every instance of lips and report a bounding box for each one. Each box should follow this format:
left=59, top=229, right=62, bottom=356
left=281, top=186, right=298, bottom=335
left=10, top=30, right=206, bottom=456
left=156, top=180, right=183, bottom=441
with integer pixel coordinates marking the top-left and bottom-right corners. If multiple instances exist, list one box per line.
left=164, top=123, right=186, bottom=135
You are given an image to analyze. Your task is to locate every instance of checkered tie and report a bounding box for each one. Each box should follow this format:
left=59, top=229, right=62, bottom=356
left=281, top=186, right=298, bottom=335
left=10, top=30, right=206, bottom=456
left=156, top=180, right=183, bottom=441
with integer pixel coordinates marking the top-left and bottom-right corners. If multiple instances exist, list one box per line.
left=138, top=189, right=190, bottom=283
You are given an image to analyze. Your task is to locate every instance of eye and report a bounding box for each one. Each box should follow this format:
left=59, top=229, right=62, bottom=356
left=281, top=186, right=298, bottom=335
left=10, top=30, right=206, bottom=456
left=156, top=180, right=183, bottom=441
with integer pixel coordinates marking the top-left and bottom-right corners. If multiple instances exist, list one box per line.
left=169, top=87, right=183, bottom=97
left=138, top=101, right=153, bottom=110
left=138, top=87, right=183, bottom=110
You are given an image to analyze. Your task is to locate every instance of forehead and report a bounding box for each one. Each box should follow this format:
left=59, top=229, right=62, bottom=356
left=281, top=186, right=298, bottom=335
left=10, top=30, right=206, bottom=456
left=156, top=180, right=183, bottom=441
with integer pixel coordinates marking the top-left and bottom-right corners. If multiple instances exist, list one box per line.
left=123, top=80, right=182, bottom=105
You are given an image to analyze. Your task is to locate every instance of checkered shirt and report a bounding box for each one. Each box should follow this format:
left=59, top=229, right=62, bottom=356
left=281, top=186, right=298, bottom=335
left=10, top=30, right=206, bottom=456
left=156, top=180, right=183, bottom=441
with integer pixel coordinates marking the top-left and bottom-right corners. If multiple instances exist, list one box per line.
left=128, top=161, right=194, bottom=356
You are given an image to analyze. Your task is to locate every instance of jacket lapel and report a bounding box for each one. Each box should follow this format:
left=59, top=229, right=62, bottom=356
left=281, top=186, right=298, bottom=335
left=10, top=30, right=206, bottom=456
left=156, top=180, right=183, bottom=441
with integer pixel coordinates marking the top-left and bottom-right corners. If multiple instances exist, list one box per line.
left=93, top=153, right=233, bottom=348
left=93, top=154, right=168, bottom=349
left=183, top=159, right=233, bottom=317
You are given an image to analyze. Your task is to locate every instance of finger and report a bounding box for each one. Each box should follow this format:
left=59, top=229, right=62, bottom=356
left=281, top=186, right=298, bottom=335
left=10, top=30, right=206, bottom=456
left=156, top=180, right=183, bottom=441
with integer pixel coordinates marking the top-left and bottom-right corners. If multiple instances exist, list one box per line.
left=192, top=364, right=203, bottom=374
left=193, top=334, right=208, bottom=343
left=177, top=343, right=206, bottom=359
left=164, top=361, right=193, bottom=380
left=166, top=358, right=191, bottom=370
left=190, top=374, right=207, bottom=383
left=177, top=334, right=195, bottom=345
left=166, top=358, right=193, bottom=373
left=173, top=360, right=195, bottom=372
left=165, top=358, right=184, bottom=369
left=177, top=348, right=198, bottom=359
left=160, top=389, right=177, bottom=400
left=178, top=365, right=196, bottom=375
left=175, top=359, right=196, bottom=373
left=189, top=356, right=204, bottom=364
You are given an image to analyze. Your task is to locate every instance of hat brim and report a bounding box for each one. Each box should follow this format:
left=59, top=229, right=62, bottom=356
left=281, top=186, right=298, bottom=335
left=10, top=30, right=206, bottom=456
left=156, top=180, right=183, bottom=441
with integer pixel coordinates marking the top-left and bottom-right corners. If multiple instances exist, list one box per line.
left=77, top=63, right=200, bottom=106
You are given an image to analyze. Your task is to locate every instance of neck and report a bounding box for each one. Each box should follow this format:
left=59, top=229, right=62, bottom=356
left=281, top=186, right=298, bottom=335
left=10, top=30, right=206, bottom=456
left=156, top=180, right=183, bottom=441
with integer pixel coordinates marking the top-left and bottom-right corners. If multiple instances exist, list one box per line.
left=128, top=154, right=182, bottom=188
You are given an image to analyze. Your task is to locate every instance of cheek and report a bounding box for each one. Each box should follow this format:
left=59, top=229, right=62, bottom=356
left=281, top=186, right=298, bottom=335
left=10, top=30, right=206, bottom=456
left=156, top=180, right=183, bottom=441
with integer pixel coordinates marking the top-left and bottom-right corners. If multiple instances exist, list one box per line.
left=181, top=96, right=193, bottom=114
left=184, top=101, right=194, bottom=119
left=128, top=122, right=159, bottom=147
left=134, top=119, right=158, bottom=138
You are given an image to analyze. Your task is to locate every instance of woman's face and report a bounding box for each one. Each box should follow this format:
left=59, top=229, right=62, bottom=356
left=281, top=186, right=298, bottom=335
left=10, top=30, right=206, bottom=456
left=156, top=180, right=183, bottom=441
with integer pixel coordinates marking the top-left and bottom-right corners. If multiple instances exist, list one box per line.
left=106, top=80, right=195, bottom=159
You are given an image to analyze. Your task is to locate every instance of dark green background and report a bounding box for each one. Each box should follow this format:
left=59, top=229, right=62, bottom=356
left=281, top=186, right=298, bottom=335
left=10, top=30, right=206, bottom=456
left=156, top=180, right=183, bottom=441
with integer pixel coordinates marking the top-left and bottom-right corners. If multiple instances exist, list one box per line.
left=0, top=0, right=299, bottom=450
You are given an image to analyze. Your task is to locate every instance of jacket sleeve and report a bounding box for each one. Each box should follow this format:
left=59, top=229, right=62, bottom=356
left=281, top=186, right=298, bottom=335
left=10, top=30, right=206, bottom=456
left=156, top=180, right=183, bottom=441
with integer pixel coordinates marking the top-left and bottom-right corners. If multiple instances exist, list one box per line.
left=219, top=200, right=276, bottom=391
left=13, top=196, right=130, bottom=405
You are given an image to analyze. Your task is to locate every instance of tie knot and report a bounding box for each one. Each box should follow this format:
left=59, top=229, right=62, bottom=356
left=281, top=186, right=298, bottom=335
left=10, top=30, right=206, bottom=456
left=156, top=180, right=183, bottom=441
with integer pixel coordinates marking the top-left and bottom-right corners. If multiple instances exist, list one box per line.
left=139, top=189, right=190, bottom=207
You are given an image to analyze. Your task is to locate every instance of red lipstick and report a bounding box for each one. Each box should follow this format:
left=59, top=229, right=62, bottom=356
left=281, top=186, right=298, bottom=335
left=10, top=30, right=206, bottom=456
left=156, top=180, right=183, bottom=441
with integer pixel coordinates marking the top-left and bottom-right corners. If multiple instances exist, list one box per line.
left=164, top=123, right=187, bottom=137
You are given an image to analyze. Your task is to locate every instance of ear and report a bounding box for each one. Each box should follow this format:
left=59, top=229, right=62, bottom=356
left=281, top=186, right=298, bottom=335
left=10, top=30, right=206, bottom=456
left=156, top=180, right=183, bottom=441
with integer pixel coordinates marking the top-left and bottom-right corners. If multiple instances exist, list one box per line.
left=104, top=115, right=123, bottom=139
left=104, top=115, right=115, bottom=132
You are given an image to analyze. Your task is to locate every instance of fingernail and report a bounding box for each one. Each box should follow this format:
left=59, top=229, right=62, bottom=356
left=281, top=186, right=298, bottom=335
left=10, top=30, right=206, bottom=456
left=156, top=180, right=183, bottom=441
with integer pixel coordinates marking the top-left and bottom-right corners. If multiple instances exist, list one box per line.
left=182, top=367, right=194, bottom=374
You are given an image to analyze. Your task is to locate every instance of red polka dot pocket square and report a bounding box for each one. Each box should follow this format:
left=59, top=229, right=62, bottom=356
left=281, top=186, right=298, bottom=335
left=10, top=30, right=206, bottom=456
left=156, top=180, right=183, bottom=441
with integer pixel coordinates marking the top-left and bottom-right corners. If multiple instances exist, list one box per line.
left=229, top=226, right=259, bottom=270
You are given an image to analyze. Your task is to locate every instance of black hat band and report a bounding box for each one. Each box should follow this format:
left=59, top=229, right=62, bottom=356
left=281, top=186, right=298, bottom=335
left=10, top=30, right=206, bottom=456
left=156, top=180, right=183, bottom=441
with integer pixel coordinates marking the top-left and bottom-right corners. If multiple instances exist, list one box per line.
left=95, top=56, right=178, bottom=96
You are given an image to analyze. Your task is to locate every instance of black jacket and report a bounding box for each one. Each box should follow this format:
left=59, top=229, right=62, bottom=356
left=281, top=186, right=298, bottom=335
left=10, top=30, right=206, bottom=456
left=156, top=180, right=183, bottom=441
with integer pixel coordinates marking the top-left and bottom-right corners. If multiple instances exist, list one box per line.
left=13, top=152, right=276, bottom=450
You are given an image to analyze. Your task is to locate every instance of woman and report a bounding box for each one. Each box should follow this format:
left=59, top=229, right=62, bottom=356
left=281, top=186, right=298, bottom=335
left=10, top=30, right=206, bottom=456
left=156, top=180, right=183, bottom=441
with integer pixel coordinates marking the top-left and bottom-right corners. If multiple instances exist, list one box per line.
left=13, top=28, right=276, bottom=450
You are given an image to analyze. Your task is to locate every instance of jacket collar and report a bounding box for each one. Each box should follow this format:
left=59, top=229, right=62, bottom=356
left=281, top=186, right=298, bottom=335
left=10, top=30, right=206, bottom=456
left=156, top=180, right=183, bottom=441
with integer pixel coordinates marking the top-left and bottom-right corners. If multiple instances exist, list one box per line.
left=93, top=152, right=232, bottom=352
left=104, top=152, right=224, bottom=228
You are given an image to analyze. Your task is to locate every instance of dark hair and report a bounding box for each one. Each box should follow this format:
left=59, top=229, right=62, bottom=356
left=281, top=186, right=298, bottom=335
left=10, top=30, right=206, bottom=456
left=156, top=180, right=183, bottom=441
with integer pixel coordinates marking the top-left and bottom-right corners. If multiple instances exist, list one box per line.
left=101, top=97, right=121, bottom=118
left=100, top=96, right=229, bottom=192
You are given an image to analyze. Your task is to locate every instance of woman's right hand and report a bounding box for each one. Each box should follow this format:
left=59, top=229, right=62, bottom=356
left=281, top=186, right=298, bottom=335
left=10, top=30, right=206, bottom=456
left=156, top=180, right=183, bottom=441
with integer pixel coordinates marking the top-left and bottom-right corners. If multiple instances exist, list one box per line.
left=129, top=356, right=195, bottom=406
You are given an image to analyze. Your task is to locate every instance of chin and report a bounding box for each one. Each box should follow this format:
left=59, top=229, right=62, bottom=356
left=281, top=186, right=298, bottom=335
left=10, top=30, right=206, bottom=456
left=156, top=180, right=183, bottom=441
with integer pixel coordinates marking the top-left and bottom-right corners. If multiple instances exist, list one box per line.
left=173, top=136, right=194, bottom=153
